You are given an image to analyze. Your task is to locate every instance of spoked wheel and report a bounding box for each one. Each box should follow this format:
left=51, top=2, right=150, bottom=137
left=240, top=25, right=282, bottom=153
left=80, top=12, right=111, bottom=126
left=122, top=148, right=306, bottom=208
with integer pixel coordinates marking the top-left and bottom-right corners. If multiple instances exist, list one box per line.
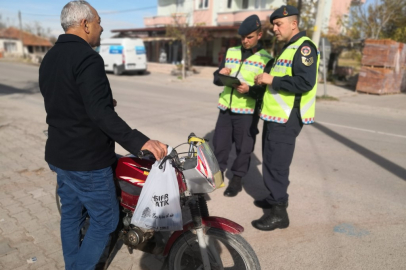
left=168, top=228, right=261, bottom=270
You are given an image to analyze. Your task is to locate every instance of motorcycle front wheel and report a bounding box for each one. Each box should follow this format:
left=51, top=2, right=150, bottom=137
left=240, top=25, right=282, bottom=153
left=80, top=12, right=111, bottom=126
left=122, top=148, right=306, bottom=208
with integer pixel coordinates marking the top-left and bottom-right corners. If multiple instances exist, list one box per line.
left=168, top=227, right=261, bottom=270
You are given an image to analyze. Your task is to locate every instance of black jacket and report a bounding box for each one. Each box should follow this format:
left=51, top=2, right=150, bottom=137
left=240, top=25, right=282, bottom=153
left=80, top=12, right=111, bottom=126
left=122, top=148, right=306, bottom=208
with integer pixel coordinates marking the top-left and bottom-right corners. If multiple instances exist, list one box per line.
left=39, top=34, right=149, bottom=171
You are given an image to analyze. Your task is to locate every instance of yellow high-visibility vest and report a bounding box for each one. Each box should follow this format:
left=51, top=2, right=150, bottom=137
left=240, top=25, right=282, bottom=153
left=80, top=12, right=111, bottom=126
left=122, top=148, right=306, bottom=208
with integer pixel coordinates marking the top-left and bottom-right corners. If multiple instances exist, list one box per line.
left=218, top=46, right=273, bottom=114
left=261, top=36, right=319, bottom=124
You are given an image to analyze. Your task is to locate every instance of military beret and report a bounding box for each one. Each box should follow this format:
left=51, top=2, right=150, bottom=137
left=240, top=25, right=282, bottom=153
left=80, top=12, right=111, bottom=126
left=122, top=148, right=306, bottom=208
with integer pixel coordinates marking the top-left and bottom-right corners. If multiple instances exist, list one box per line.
left=238, top=15, right=261, bottom=36
left=270, top=5, right=299, bottom=23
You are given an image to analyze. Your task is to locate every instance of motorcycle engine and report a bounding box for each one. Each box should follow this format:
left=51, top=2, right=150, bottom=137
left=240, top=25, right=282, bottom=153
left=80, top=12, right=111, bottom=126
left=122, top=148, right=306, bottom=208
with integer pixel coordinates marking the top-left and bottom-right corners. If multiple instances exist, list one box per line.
left=122, top=225, right=154, bottom=248
left=124, top=227, right=142, bottom=246
left=121, top=213, right=163, bottom=255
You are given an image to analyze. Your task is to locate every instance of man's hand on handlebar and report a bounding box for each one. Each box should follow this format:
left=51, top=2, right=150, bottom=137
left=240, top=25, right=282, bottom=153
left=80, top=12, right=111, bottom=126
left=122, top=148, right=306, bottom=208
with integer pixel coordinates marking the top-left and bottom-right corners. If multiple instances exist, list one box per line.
left=141, top=140, right=167, bottom=160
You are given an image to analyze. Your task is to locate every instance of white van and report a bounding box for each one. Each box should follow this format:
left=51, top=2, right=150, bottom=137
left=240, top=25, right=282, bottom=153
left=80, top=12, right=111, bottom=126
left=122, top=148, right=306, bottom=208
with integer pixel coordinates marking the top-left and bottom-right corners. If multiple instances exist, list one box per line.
left=99, top=38, right=147, bottom=75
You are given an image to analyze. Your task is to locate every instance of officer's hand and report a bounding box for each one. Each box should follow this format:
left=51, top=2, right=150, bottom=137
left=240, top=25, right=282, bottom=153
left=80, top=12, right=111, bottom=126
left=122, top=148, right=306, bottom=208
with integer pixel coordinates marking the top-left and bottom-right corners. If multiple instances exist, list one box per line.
left=113, top=99, right=117, bottom=107
left=234, top=82, right=249, bottom=94
left=219, top=68, right=231, bottom=76
left=255, top=73, right=274, bottom=85
left=141, top=140, right=168, bottom=160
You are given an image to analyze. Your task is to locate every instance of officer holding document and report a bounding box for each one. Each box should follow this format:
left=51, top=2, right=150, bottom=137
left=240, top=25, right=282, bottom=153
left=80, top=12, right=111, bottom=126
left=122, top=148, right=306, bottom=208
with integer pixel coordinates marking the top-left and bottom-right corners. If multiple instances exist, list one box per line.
left=251, top=5, right=319, bottom=231
left=212, top=15, right=273, bottom=197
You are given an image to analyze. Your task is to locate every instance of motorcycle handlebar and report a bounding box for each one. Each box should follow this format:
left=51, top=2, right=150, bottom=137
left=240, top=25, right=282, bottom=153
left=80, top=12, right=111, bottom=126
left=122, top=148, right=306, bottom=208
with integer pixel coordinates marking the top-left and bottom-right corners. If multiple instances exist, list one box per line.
left=137, top=149, right=154, bottom=159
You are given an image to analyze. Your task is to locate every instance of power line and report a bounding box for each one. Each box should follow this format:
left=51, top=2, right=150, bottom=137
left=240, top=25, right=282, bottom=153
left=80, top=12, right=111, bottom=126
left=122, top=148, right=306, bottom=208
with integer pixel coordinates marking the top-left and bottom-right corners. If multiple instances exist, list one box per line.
left=21, top=13, right=58, bottom=17
left=21, top=5, right=157, bottom=17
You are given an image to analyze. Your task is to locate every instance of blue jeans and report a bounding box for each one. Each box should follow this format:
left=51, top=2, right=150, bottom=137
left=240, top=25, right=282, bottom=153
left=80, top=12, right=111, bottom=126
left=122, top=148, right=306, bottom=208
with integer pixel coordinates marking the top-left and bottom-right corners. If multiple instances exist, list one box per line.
left=49, top=164, right=119, bottom=270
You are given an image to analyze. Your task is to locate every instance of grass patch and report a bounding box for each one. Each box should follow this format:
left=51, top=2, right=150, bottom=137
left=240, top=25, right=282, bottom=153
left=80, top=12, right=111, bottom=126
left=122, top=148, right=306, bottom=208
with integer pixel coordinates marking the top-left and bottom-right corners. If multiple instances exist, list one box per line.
left=316, top=95, right=339, bottom=101
left=338, top=58, right=362, bottom=73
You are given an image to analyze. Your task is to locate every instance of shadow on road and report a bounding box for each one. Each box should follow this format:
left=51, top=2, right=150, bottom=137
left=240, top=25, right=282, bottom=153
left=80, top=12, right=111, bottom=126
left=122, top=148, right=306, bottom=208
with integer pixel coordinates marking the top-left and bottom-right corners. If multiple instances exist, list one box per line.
left=313, top=122, right=406, bottom=181
left=0, top=82, right=40, bottom=96
left=107, top=71, right=152, bottom=77
left=201, top=129, right=268, bottom=201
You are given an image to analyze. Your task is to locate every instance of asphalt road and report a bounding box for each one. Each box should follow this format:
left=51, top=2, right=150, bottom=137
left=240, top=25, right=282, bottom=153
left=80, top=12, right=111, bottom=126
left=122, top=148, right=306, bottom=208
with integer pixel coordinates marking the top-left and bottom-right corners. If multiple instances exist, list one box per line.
left=0, top=60, right=405, bottom=270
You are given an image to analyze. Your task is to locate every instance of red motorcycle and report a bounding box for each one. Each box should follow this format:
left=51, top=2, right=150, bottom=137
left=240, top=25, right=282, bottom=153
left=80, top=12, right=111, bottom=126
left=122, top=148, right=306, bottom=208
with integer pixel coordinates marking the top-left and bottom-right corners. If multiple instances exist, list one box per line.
left=56, top=133, right=261, bottom=270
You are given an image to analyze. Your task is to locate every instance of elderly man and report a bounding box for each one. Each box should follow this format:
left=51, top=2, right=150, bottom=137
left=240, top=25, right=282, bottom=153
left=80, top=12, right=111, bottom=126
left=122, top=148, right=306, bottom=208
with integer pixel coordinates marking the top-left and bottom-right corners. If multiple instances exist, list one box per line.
left=39, top=1, right=167, bottom=269
left=251, top=5, right=319, bottom=231
left=213, top=15, right=273, bottom=197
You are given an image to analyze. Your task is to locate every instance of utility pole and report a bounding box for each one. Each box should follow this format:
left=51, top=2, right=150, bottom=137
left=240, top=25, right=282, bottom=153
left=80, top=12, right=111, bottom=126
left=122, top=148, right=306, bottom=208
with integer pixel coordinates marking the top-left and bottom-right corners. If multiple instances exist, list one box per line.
left=312, top=0, right=326, bottom=47
left=18, top=11, right=25, bottom=58
left=297, top=0, right=303, bottom=21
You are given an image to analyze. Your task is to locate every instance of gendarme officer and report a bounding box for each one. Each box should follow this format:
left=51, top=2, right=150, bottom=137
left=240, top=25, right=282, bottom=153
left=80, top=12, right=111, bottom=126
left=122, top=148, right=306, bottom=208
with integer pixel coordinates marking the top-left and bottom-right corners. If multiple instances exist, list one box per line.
left=251, top=5, right=319, bottom=231
left=213, top=15, right=273, bottom=197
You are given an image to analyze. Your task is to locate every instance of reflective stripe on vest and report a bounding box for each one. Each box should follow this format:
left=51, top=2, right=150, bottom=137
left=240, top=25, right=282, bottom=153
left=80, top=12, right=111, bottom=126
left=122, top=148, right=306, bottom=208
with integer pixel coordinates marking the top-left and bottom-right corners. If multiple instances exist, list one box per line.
left=218, top=46, right=273, bottom=114
left=261, top=37, right=319, bottom=124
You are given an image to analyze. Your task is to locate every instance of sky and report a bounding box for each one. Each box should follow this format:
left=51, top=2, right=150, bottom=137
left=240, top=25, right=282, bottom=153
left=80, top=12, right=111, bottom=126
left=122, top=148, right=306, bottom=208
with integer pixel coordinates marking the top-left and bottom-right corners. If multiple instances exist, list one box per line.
left=0, top=0, right=158, bottom=39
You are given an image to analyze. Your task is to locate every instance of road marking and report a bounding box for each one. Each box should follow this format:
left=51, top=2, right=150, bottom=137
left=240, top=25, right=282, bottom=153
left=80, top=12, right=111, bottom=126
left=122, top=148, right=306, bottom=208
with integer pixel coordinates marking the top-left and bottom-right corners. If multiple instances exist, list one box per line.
left=316, top=121, right=406, bottom=139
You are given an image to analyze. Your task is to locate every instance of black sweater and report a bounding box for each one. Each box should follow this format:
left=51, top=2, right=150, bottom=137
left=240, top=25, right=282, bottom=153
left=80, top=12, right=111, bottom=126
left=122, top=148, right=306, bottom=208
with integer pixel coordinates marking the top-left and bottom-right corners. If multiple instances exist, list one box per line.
left=39, top=34, right=149, bottom=171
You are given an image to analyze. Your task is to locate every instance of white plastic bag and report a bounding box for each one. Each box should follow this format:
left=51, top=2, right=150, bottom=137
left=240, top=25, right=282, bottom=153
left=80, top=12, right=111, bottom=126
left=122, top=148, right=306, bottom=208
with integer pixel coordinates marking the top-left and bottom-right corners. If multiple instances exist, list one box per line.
left=131, top=147, right=183, bottom=231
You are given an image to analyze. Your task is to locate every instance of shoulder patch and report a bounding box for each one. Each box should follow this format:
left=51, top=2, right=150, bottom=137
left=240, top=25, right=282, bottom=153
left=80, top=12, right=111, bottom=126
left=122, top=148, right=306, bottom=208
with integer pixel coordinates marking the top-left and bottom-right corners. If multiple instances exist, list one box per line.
left=302, top=56, right=314, bottom=66
left=301, top=46, right=311, bottom=56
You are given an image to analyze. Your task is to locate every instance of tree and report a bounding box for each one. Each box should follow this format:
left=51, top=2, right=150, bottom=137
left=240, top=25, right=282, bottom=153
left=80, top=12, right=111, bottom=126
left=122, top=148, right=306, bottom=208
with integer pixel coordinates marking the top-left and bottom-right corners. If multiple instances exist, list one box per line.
left=165, top=15, right=212, bottom=79
left=285, top=0, right=318, bottom=36
left=381, top=0, right=406, bottom=42
left=0, top=14, right=6, bottom=29
left=23, top=21, right=57, bottom=44
left=24, top=21, right=48, bottom=37
left=342, top=0, right=405, bottom=40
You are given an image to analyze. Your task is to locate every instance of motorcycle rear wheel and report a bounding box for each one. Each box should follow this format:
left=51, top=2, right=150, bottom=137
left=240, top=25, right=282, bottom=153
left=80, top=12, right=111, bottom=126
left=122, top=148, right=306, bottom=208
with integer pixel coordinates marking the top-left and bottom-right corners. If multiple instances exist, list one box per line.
left=168, top=228, right=261, bottom=270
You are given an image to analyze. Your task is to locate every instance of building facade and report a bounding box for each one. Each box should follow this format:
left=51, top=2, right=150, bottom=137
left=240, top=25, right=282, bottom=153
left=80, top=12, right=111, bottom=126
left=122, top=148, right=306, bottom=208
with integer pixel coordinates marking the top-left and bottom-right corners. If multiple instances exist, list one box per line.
left=114, top=0, right=283, bottom=66
left=112, top=0, right=364, bottom=66
left=323, top=0, right=366, bottom=35
left=0, top=27, right=53, bottom=60
left=144, top=0, right=284, bottom=28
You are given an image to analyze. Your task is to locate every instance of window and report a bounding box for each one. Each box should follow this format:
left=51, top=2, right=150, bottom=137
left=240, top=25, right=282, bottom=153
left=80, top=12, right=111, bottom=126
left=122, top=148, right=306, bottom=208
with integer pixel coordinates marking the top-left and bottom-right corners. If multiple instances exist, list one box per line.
left=176, top=0, right=183, bottom=7
left=254, top=0, right=266, bottom=9
left=242, top=0, right=249, bottom=9
left=4, top=42, right=17, bottom=52
left=227, top=0, right=232, bottom=8
left=197, top=0, right=209, bottom=9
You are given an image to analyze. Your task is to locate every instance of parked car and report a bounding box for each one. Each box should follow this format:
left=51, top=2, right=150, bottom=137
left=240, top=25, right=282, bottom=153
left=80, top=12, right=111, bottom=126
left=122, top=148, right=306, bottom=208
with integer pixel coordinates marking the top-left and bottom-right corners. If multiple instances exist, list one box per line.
left=99, top=38, right=147, bottom=75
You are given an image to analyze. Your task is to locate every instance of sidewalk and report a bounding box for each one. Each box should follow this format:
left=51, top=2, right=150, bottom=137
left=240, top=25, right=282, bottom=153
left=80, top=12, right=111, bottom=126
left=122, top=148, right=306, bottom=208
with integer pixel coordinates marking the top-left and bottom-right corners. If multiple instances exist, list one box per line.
left=316, top=83, right=406, bottom=113
left=0, top=105, right=63, bottom=269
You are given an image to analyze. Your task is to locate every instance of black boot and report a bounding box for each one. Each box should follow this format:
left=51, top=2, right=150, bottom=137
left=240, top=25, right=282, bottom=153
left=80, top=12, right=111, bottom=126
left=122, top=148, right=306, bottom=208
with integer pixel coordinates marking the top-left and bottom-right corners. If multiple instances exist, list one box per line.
left=253, top=199, right=273, bottom=209
left=251, top=202, right=289, bottom=231
left=223, top=175, right=242, bottom=197
left=254, top=199, right=288, bottom=209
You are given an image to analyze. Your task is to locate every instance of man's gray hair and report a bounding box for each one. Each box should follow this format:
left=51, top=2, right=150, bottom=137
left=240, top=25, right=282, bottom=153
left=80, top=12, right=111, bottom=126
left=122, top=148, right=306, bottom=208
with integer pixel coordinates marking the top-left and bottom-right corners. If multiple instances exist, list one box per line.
left=60, top=1, right=95, bottom=32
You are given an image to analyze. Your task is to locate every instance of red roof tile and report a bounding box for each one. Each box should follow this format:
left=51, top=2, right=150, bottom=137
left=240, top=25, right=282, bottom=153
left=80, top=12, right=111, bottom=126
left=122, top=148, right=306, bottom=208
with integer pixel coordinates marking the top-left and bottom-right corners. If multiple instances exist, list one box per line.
left=0, top=27, right=52, bottom=47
